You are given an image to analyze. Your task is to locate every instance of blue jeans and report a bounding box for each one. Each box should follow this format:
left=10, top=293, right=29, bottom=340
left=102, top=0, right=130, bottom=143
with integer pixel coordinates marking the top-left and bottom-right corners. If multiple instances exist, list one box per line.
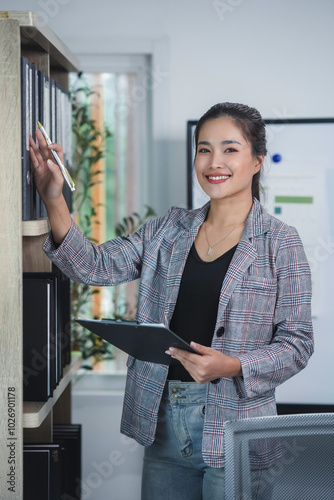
left=141, top=381, right=273, bottom=500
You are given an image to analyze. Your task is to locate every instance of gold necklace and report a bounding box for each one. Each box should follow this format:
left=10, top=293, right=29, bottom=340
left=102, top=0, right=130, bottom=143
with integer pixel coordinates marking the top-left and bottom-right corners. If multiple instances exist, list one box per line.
left=204, top=219, right=246, bottom=256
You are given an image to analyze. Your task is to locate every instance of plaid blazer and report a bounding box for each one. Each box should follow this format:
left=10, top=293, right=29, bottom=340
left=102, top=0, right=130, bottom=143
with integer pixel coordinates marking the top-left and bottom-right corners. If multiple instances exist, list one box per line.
left=44, top=198, right=314, bottom=468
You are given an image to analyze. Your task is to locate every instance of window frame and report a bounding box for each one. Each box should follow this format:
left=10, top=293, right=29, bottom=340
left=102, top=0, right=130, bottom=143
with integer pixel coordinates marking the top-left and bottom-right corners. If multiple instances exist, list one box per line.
left=69, top=37, right=170, bottom=214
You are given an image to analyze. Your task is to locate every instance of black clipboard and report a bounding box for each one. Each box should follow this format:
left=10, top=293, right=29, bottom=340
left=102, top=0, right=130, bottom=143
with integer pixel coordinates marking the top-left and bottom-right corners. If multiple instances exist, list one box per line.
left=75, top=318, right=201, bottom=365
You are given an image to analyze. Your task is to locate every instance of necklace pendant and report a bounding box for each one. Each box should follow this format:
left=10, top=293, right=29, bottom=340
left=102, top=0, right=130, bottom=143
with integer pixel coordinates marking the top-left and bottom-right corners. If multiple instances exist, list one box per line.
left=208, top=246, right=212, bottom=256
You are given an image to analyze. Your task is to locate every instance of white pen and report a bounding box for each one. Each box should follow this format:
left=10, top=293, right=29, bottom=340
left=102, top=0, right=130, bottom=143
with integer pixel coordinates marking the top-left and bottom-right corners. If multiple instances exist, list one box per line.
left=37, top=121, right=75, bottom=191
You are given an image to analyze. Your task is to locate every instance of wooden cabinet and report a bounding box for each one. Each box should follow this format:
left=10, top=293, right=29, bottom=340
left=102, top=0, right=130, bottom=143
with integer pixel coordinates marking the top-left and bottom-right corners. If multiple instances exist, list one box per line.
left=0, top=11, right=80, bottom=499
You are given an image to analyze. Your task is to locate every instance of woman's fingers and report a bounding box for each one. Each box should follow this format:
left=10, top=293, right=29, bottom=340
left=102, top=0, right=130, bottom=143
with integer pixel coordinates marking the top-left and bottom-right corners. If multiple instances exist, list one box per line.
left=29, top=135, right=45, bottom=167
left=35, top=128, right=51, bottom=157
left=29, top=134, right=39, bottom=155
left=47, top=142, right=62, bottom=152
left=47, top=143, right=64, bottom=163
left=29, top=144, right=39, bottom=169
left=35, top=129, right=64, bottom=163
left=30, top=131, right=65, bottom=169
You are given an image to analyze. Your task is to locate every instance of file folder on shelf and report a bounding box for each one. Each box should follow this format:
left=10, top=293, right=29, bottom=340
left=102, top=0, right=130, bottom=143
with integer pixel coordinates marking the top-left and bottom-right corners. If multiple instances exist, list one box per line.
left=23, top=444, right=62, bottom=500
left=23, top=277, right=56, bottom=401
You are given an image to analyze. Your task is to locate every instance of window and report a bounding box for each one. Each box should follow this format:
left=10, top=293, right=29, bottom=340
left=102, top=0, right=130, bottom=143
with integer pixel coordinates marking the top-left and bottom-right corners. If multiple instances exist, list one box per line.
left=70, top=55, right=152, bottom=371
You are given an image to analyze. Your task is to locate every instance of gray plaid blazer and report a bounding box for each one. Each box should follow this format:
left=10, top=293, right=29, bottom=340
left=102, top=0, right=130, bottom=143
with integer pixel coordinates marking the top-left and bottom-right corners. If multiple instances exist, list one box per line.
left=44, top=198, right=313, bottom=468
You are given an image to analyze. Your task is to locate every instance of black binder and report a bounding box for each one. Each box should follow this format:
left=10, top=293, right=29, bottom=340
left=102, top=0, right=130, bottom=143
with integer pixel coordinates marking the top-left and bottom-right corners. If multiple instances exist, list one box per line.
left=61, top=275, right=72, bottom=366
left=53, top=424, right=82, bottom=499
left=38, top=68, right=48, bottom=218
left=21, top=57, right=33, bottom=221
left=31, top=61, right=41, bottom=220
left=23, top=276, right=56, bottom=401
left=75, top=318, right=201, bottom=365
left=52, top=264, right=72, bottom=368
left=23, top=444, right=62, bottom=500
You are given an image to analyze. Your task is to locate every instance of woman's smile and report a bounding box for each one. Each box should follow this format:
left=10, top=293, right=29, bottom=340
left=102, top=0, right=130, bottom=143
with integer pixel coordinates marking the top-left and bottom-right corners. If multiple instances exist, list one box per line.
left=205, top=174, right=231, bottom=184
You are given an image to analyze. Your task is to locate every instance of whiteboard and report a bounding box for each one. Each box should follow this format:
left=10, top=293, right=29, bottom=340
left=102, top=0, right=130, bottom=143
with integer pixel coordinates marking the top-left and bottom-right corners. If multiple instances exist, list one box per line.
left=187, top=118, right=334, bottom=405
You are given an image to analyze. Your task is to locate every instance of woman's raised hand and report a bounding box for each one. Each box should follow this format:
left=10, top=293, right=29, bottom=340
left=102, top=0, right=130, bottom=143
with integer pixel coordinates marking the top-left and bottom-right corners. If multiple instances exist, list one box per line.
left=29, top=129, right=65, bottom=202
left=29, top=129, right=72, bottom=245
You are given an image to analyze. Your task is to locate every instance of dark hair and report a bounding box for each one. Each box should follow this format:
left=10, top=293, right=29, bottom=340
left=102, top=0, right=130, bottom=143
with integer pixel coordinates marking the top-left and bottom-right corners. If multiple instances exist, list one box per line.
left=194, top=102, right=267, bottom=201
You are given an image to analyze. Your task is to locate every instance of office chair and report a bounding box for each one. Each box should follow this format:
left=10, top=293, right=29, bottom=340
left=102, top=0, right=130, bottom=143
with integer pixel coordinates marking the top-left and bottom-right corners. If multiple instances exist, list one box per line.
left=224, top=412, right=334, bottom=499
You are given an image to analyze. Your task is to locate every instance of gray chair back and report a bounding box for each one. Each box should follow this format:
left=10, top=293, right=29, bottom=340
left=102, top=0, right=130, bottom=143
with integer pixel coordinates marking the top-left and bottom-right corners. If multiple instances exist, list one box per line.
left=224, top=413, right=334, bottom=499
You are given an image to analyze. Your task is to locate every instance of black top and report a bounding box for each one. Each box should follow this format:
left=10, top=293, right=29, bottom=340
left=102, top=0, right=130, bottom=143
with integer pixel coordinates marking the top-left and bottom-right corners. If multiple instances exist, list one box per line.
left=168, top=242, right=237, bottom=382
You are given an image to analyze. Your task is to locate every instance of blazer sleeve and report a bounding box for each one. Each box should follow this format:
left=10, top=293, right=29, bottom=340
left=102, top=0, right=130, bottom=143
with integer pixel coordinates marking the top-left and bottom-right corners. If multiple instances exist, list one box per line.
left=234, top=226, right=314, bottom=399
left=42, top=211, right=170, bottom=286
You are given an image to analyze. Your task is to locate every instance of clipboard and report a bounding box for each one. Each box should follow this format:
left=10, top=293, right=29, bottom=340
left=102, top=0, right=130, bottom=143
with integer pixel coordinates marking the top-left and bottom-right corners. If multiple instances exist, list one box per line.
left=75, top=318, right=201, bottom=365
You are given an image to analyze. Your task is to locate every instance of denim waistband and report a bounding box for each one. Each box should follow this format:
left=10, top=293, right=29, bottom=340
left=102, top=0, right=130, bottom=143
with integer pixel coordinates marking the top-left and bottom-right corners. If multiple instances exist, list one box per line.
left=163, top=381, right=207, bottom=405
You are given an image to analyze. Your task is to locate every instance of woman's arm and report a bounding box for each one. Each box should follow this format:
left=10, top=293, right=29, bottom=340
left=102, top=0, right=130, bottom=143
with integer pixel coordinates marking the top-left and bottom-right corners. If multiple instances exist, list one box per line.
left=235, top=227, right=314, bottom=398
left=30, top=129, right=144, bottom=286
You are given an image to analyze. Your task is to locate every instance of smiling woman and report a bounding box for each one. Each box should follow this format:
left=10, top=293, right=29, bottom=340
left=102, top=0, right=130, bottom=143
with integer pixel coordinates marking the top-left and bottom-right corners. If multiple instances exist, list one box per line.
left=192, top=103, right=266, bottom=262
left=29, top=101, right=313, bottom=500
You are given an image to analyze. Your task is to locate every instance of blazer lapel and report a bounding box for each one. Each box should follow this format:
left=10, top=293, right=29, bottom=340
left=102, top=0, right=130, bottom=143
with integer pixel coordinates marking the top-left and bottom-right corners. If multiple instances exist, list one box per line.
left=164, top=203, right=209, bottom=325
left=218, top=238, right=258, bottom=311
left=216, top=199, right=271, bottom=318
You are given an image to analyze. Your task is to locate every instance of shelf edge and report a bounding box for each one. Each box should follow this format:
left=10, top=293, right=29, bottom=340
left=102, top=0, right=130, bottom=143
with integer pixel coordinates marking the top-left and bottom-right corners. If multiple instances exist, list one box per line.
left=23, top=353, right=82, bottom=428
left=22, top=218, right=49, bottom=237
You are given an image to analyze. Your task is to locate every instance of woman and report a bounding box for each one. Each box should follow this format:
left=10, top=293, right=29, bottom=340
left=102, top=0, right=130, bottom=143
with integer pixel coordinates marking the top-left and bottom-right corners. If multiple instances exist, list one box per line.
left=29, top=102, right=314, bottom=500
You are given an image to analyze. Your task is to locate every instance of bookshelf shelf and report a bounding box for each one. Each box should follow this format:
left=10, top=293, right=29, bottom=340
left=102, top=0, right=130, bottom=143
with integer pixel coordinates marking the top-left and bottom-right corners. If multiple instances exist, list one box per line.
left=22, top=218, right=49, bottom=236
left=7, top=10, right=79, bottom=72
left=23, top=353, right=82, bottom=428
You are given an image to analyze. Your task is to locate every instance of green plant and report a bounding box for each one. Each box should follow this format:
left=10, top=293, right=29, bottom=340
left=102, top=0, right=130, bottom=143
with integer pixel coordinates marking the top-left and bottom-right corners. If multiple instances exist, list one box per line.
left=111, top=206, right=156, bottom=323
left=71, top=75, right=110, bottom=236
left=115, top=205, right=156, bottom=237
left=70, top=74, right=112, bottom=365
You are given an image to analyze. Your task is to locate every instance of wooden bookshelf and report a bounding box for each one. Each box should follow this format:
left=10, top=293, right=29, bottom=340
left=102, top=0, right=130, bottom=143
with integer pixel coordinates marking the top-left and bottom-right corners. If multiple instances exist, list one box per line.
left=0, top=12, right=80, bottom=499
